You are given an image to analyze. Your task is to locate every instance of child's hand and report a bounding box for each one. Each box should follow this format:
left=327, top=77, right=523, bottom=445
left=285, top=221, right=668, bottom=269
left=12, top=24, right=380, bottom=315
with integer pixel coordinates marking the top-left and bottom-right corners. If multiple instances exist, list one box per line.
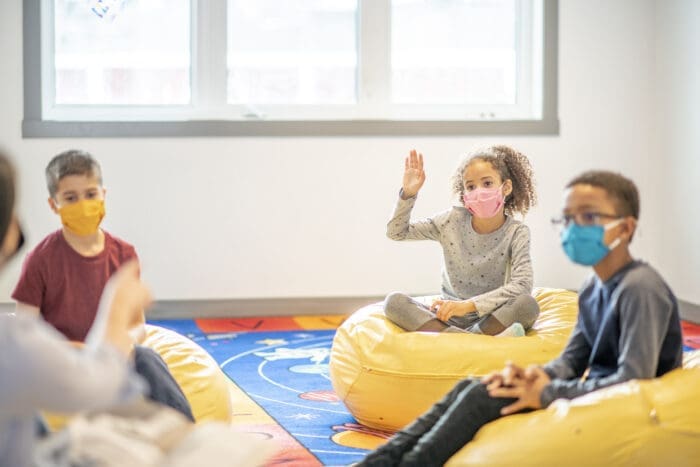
left=107, top=261, right=152, bottom=329
left=482, top=361, right=526, bottom=390
left=401, top=149, right=426, bottom=199
left=487, top=366, right=551, bottom=415
left=431, top=299, right=476, bottom=321
left=94, top=260, right=152, bottom=355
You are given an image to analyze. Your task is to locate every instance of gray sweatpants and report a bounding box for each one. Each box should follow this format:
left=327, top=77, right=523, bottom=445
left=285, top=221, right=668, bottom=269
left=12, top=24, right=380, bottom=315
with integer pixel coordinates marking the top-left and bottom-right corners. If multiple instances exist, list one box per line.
left=383, top=292, right=540, bottom=334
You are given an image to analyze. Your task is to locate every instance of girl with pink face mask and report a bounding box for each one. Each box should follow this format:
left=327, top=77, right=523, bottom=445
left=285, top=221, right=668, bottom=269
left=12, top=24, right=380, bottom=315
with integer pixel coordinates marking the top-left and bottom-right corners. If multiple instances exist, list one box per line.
left=384, top=145, right=539, bottom=336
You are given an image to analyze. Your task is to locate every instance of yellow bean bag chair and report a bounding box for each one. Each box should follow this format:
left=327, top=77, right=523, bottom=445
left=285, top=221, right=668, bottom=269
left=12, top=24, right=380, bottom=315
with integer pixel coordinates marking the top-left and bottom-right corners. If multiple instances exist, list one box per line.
left=45, top=324, right=231, bottom=429
left=142, top=324, right=232, bottom=423
left=330, top=288, right=578, bottom=431
left=447, top=350, right=700, bottom=466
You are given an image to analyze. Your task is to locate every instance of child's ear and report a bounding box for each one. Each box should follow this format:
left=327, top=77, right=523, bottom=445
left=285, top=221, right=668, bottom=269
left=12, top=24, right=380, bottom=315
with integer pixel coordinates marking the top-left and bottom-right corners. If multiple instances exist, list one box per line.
left=48, top=197, right=59, bottom=214
left=503, top=179, right=513, bottom=198
left=622, top=217, right=637, bottom=242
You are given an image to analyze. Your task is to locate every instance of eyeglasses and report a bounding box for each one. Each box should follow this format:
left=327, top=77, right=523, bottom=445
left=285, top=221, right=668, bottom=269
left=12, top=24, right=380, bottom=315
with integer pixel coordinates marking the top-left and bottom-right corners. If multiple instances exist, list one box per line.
left=550, top=212, right=621, bottom=228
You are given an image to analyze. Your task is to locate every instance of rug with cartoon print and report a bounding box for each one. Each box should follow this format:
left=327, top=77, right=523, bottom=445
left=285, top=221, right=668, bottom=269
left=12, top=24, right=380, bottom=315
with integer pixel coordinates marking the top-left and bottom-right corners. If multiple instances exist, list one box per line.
left=148, top=316, right=389, bottom=467
left=149, top=316, right=700, bottom=467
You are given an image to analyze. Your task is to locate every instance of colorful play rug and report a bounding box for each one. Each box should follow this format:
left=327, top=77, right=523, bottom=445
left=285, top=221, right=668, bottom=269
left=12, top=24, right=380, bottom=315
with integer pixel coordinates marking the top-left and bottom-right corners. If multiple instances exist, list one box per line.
left=149, top=316, right=700, bottom=467
left=682, top=320, right=700, bottom=351
left=148, top=316, right=389, bottom=466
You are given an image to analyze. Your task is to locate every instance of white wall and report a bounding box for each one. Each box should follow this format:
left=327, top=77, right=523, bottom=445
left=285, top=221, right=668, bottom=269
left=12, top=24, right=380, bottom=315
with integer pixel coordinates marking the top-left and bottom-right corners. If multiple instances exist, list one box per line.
left=652, top=0, right=700, bottom=304
left=0, top=0, right=671, bottom=303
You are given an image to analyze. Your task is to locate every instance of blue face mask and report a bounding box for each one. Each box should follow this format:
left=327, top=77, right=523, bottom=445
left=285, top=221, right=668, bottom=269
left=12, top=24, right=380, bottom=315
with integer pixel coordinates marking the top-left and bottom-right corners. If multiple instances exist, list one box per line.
left=560, top=219, right=623, bottom=266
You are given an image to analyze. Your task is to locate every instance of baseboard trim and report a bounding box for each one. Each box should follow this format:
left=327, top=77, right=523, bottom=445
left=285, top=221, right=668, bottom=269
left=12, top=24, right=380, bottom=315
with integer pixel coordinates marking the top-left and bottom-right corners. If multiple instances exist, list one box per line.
left=0, top=295, right=386, bottom=319
left=680, top=300, right=700, bottom=324
left=146, top=296, right=385, bottom=319
left=3, top=295, right=698, bottom=323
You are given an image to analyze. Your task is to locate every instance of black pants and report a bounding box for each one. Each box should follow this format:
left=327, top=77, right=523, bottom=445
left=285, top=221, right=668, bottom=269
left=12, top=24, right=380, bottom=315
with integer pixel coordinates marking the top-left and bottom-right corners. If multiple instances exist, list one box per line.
left=133, top=346, right=195, bottom=422
left=359, top=379, right=518, bottom=466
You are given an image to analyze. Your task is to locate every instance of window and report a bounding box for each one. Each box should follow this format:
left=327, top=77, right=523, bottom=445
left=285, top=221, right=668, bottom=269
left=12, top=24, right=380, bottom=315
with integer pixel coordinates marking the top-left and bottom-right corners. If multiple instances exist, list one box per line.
left=227, top=1, right=357, bottom=107
left=49, top=0, right=190, bottom=119
left=23, top=0, right=558, bottom=137
left=391, top=0, right=532, bottom=118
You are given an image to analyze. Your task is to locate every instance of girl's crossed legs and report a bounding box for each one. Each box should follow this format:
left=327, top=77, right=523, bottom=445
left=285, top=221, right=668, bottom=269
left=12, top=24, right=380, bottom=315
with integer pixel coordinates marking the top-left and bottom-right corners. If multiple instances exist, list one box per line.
left=383, top=292, right=539, bottom=335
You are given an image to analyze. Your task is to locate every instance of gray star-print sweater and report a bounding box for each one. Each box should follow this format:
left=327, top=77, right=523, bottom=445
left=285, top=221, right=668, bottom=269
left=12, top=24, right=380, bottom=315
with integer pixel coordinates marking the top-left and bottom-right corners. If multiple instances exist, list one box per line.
left=387, top=194, right=534, bottom=316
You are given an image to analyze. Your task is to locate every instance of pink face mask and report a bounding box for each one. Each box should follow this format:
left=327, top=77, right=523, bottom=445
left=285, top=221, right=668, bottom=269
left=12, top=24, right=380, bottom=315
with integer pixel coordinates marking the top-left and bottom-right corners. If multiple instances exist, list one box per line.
left=463, top=185, right=505, bottom=218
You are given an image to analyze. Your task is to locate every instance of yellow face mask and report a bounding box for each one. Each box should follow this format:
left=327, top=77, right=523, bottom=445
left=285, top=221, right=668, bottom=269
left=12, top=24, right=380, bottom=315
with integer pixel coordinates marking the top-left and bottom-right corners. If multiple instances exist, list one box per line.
left=58, top=199, right=105, bottom=236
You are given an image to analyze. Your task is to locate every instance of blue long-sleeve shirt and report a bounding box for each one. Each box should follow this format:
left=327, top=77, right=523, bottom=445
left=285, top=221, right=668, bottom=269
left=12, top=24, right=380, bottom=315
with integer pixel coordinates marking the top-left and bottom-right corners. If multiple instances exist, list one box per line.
left=541, top=260, right=683, bottom=407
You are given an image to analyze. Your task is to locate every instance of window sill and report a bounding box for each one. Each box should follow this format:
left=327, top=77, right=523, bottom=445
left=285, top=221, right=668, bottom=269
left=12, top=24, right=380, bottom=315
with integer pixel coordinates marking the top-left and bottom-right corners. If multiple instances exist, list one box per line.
left=21, top=118, right=560, bottom=138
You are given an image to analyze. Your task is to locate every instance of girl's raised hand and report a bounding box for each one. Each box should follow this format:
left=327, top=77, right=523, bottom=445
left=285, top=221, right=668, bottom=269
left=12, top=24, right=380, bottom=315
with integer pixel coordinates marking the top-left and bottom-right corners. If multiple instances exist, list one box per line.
left=401, top=149, right=426, bottom=199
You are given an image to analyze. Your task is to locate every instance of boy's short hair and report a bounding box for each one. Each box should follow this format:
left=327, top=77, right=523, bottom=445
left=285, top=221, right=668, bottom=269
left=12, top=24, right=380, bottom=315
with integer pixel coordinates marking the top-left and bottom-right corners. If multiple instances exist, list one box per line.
left=45, top=150, right=103, bottom=197
left=566, top=170, right=640, bottom=219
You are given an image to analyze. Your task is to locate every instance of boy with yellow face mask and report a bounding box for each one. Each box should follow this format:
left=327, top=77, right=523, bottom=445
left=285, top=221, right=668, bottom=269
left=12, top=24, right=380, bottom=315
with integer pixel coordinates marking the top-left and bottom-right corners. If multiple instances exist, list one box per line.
left=12, top=149, right=194, bottom=421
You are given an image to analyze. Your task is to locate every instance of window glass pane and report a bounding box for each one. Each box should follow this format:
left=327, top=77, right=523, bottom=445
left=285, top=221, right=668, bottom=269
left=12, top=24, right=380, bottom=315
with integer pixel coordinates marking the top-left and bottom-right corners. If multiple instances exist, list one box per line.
left=227, top=0, right=358, bottom=105
left=391, top=0, right=517, bottom=105
left=54, top=0, right=190, bottom=105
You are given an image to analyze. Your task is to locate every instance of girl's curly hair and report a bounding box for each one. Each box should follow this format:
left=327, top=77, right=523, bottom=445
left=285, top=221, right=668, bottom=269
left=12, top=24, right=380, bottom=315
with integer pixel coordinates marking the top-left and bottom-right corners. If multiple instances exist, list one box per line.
left=451, top=145, right=537, bottom=216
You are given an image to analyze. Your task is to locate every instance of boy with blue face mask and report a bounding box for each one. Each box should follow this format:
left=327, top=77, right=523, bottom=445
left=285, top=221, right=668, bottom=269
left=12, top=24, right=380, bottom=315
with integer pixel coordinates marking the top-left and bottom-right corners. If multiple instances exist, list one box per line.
left=358, top=170, right=682, bottom=466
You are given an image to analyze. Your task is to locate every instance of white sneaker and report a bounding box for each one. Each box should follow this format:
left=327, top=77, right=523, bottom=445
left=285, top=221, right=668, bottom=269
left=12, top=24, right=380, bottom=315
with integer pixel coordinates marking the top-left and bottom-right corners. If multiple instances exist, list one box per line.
left=496, top=322, right=526, bottom=337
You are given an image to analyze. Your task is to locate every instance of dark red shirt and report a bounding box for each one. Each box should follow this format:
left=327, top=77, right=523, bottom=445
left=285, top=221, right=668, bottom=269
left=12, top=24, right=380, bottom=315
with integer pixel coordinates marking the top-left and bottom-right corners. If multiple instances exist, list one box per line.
left=12, top=230, right=138, bottom=341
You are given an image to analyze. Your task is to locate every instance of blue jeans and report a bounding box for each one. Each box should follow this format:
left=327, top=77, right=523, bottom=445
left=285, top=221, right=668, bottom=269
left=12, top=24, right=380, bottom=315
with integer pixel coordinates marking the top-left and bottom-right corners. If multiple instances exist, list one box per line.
left=133, top=346, right=195, bottom=422
left=359, top=379, right=520, bottom=466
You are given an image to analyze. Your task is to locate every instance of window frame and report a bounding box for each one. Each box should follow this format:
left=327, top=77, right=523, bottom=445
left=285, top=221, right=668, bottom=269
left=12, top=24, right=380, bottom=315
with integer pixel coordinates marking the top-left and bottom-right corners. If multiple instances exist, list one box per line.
left=22, top=0, right=559, bottom=137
